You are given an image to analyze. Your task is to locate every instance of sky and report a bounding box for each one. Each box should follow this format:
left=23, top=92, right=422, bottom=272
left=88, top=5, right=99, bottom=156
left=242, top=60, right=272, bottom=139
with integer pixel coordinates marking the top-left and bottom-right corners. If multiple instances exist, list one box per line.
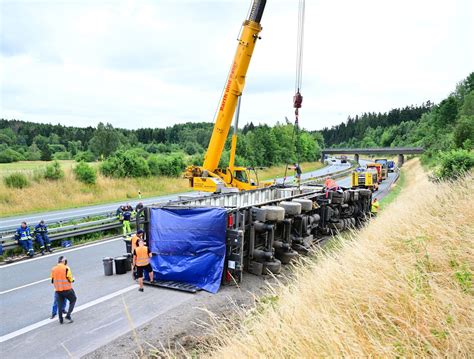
left=1, top=0, right=473, bottom=132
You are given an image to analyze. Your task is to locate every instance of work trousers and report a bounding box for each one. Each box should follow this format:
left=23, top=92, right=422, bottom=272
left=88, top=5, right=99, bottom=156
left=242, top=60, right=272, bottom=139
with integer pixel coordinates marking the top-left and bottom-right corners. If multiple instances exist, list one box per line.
left=52, top=292, right=68, bottom=315
left=36, top=233, right=51, bottom=250
left=122, top=220, right=131, bottom=236
left=57, top=289, right=77, bottom=321
left=19, top=239, right=34, bottom=255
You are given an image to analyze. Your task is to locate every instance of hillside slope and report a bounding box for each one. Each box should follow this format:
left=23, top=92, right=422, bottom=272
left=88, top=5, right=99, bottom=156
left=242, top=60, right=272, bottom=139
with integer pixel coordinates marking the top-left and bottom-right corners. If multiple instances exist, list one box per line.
left=202, top=160, right=473, bottom=358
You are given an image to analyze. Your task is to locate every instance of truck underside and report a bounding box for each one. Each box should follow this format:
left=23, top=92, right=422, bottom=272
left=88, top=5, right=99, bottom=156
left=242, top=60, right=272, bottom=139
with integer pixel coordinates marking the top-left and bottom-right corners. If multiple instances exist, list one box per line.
left=137, top=183, right=372, bottom=293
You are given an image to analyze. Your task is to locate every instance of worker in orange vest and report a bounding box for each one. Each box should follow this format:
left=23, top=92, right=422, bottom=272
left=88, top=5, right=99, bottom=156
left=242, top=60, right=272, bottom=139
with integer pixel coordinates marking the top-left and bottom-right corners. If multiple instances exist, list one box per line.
left=131, top=229, right=145, bottom=253
left=133, top=239, right=154, bottom=292
left=324, top=176, right=338, bottom=190
left=51, top=256, right=77, bottom=324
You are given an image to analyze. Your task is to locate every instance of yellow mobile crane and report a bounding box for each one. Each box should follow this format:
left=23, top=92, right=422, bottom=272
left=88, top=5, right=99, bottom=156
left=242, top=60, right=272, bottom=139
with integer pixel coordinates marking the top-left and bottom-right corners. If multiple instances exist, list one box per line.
left=184, top=0, right=271, bottom=193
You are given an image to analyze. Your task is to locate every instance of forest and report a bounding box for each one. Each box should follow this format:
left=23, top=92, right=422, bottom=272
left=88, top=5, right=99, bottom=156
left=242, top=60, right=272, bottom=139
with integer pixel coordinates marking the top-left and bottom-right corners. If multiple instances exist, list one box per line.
left=0, top=117, right=323, bottom=170
left=321, top=73, right=474, bottom=166
left=1, top=72, right=472, bottom=179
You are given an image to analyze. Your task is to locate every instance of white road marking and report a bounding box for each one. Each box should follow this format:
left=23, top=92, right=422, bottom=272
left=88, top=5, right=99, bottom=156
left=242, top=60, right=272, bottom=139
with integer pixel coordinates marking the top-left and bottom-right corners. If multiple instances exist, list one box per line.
left=0, top=277, right=50, bottom=295
left=0, top=284, right=138, bottom=343
left=0, top=237, right=121, bottom=269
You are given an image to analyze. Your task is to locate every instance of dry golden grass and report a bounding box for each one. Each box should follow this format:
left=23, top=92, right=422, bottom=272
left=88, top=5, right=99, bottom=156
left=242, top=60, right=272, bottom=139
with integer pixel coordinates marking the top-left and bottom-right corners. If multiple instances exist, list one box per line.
left=0, top=161, right=325, bottom=216
left=197, top=160, right=474, bottom=358
left=0, top=166, right=189, bottom=216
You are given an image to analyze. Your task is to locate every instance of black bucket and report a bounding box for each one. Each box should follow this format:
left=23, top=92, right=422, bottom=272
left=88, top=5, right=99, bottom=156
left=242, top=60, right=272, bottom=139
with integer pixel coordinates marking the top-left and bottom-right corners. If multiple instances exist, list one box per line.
left=123, top=253, right=132, bottom=272
left=103, top=257, right=114, bottom=276
left=114, top=256, right=127, bottom=275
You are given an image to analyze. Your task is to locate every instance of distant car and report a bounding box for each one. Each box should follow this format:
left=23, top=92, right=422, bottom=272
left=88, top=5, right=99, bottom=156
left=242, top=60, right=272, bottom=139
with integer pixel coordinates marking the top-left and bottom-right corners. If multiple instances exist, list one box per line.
left=388, top=160, right=395, bottom=172
left=340, top=155, right=348, bottom=163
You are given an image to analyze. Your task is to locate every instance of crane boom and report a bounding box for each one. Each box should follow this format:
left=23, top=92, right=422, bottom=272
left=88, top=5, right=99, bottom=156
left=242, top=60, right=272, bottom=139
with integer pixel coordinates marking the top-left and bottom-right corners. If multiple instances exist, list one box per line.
left=203, top=0, right=266, bottom=171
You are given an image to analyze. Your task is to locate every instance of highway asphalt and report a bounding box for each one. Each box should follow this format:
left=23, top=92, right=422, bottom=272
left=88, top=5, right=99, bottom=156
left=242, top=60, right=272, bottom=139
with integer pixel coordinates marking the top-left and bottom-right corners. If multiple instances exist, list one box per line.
left=1, top=162, right=350, bottom=232
left=0, top=166, right=398, bottom=358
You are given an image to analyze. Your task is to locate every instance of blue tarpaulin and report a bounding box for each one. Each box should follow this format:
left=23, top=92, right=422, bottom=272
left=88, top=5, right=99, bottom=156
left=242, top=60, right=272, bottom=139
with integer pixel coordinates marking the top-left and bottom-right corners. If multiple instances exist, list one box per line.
left=149, top=207, right=227, bottom=293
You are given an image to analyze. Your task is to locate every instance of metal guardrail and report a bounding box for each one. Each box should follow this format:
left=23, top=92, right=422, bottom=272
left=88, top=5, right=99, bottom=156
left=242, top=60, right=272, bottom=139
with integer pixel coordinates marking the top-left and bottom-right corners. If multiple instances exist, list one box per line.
left=1, top=164, right=356, bottom=254
left=0, top=218, right=124, bottom=251
left=0, top=210, right=117, bottom=233
left=302, top=163, right=354, bottom=185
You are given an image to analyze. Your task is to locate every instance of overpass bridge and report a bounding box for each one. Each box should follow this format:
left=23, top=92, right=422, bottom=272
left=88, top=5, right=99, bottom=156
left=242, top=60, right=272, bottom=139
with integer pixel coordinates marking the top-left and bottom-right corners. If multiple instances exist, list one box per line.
left=321, top=147, right=424, bottom=166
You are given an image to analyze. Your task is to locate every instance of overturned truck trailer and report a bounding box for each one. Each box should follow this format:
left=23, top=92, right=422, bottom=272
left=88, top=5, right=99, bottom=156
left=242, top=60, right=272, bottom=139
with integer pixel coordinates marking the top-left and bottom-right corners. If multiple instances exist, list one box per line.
left=137, top=185, right=372, bottom=293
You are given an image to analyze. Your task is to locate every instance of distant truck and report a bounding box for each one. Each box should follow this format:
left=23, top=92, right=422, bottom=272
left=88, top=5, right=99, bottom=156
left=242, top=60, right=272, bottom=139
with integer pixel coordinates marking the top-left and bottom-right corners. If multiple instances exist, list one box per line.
left=351, top=170, right=379, bottom=192
left=366, top=163, right=384, bottom=182
left=374, top=159, right=389, bottom=180
left=387, top=160, right=395, bottom=172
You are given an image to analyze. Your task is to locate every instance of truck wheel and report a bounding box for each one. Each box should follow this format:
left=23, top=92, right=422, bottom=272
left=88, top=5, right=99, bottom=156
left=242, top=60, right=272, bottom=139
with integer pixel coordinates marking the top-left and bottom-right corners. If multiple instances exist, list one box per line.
left=343, top=191, right=350, bottom=203
left=280, top=201, right=302, bottom=216
left=276, top=250, right=298, bottom=264
left=293, top=198, right=312, bottom=212
left=262, top=206, right=285, bottom=222
left=264, top=259, right=281, bottom=274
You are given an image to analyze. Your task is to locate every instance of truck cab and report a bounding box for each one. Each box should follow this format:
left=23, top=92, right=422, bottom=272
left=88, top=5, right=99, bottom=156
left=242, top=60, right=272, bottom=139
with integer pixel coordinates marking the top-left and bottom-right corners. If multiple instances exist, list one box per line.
left=366, top=163, right=383, bottom=183
left=375, top=159, right=389, bottom=180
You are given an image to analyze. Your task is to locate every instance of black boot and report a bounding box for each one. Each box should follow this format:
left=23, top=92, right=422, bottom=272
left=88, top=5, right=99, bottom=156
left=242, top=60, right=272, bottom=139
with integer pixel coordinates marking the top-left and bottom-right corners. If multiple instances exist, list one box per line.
left=47, top=246, right=53, bottom=253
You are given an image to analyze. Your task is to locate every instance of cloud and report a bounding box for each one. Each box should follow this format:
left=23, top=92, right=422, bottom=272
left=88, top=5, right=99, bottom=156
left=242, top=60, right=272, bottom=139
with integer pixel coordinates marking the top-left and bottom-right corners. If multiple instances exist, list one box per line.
left=1, top=0, right=473, bottom=131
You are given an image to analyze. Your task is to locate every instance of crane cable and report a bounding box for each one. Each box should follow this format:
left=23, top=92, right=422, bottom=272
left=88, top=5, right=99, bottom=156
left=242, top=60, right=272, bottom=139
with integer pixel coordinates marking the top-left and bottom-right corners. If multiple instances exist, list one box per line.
left=283, top=0, right=305, bottom=187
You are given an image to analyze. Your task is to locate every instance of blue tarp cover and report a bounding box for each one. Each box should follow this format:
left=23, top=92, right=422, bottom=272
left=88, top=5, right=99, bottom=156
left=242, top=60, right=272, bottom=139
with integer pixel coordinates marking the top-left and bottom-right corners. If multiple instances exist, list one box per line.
left=149, top=207, right=227, bottom=293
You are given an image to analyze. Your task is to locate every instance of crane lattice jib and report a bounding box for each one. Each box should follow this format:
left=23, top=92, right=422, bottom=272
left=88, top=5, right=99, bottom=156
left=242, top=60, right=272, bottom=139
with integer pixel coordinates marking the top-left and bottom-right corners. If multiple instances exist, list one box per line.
left=203, top=0, right=266, bottom=172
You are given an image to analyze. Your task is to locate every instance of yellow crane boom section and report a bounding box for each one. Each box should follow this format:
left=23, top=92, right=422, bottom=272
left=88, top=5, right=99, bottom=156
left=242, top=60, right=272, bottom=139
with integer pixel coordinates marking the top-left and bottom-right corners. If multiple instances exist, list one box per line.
left=203, top=19, right=263, bottom=172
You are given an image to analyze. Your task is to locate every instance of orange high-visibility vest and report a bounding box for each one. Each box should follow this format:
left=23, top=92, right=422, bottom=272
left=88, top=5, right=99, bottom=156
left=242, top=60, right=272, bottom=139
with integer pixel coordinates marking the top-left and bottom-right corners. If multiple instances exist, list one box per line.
left=325, top=178, right=337, bottom=188
left=135, top=246, right=150, bottom=267
left=131, top=234, right=139, bottom=252
left=51, top=264, right=72, bottom=292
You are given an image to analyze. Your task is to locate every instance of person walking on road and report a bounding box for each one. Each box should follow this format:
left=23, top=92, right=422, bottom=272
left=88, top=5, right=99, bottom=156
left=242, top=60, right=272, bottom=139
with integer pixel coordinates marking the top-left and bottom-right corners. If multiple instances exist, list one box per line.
left=133, top=239, right=154, bottom=292
left=371, top=198, right=380, bottom=217
left=288, top=163, right=302, bottom=185
left=15, top=221, right=34, bottom=257
left=34, top=220, right=53, bottom=255
left=50, top=292, right=68, bottom=319
left=51, top=256, right=77, bottom=324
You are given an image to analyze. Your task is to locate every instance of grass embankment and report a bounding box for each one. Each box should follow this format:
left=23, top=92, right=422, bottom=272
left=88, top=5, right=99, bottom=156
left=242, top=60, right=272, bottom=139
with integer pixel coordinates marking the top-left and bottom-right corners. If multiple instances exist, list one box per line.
left=192, top=160, right=474, bottom=358
left=0, top=161, right=324, bottom=216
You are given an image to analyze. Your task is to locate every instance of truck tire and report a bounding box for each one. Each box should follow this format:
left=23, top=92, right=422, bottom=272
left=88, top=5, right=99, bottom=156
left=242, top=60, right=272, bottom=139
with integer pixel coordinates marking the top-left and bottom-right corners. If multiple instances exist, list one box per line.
left=293, top=198, right=312, bottom=212
left=280, top=201, right=302, bottom=216
left=262, top=206, right=285, bottom=222
left=264, top=259, right=281, bottom=274
left=343, top=191, right=351, bottom=203
left=276, top=250, right=298, bottom=264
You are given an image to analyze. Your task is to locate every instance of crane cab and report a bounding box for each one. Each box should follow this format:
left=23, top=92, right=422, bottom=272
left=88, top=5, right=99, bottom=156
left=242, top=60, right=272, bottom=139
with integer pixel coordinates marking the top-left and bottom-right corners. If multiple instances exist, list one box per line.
left=184, top=165, right=273, bottom=193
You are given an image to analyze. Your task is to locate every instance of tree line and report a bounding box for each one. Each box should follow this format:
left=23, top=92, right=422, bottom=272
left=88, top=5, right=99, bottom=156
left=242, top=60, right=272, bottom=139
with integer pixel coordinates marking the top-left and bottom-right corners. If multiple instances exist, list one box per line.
left=320, top=72, right=474, bottom=178
left=0, top=118, right=323, bottom=169
left=320, top=103, right=433, bottom=147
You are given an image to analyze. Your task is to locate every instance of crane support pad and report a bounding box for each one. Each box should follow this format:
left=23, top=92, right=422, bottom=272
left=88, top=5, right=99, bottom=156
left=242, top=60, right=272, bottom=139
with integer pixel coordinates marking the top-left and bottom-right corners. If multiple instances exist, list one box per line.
left=143, top=280, right=201, bottom=294
left=149, top=207, right=227, bottom=294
